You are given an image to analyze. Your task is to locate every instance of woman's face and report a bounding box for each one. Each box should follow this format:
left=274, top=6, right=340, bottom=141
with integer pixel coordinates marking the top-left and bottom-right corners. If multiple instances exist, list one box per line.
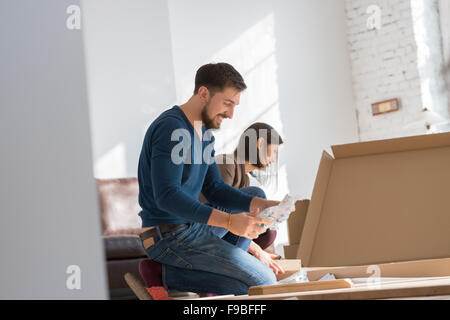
left=259, top=143, right=280, bottom=167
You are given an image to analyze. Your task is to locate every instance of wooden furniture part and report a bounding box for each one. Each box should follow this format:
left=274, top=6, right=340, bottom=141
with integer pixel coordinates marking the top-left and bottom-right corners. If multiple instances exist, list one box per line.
left=124, top=272, right=152, bottom=300
left=248, top=279, right=352, bottom=296
left=275, top=259, right=302, bottom=281
left=244, top=277, right=450, bottom=300
left=195, top=277, right=450, bottom=300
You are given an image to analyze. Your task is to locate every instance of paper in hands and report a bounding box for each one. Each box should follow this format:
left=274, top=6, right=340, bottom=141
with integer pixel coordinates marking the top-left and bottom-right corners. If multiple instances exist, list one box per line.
left=257, top=194, right=303, bottom=231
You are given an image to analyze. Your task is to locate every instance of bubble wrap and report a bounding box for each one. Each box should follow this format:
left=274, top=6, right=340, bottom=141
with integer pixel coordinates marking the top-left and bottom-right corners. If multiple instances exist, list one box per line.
left=257, top=194, right=303, bottom=230
left=277, top=269, right=309, bottom=284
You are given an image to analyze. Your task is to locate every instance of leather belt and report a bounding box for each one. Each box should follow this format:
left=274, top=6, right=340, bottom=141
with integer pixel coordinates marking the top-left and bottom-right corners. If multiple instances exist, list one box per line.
left=140, top=224, right=185, bottom=249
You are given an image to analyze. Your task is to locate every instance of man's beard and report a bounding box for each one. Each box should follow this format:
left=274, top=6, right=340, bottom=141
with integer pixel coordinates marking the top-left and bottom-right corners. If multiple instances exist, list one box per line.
left=201, top=101, right=224, bottom=130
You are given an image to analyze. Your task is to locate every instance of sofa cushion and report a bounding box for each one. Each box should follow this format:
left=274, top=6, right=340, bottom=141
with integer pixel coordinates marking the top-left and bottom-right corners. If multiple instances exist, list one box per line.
left=97, top=178, right=144, bottom=235
left=104, top=235, right=147, bottom=260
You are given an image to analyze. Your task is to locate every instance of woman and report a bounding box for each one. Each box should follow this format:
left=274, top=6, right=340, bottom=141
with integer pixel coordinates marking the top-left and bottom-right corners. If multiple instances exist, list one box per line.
left=213, top=122, right=284, bottom=274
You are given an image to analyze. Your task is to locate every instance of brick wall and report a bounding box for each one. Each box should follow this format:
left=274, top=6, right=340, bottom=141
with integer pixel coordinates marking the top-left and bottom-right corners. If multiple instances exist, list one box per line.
left=411, top=0, right=450, bottom=120
left=345, top=0, right=445, bottom=141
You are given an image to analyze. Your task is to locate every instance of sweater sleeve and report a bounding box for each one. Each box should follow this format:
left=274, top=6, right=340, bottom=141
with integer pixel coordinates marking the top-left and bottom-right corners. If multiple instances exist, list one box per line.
left=149, top=117, right=213, bottom=224
left=216, top=155, right=236, bottom=187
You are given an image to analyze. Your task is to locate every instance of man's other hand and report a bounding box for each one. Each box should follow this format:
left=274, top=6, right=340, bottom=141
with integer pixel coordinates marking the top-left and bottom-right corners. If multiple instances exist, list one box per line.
left=249, top=197, right=280, bottom=216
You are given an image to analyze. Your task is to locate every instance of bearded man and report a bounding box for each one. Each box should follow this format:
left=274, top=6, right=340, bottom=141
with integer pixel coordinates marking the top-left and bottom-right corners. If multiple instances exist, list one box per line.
left=137, top=63, right=281, bottom=296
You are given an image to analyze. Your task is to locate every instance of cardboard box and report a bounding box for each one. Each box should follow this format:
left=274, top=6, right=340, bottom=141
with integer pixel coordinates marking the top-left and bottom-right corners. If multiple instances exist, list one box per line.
left=232, top=133, right=450, bottom=300
left=283, top=200, right=309, bottom=260
left=287, top=200, right=310, bottom=245
left=283, top=244, right=299, bottom=260
left=297, top=132, right=450, bottom=267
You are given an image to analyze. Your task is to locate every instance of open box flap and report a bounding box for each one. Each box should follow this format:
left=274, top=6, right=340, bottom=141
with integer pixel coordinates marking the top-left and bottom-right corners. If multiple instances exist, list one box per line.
left=297, top=151, right=334, bottom=266
left=298, top=132, right=450, bottom=267
left=332, top=132, right=450, bottom=159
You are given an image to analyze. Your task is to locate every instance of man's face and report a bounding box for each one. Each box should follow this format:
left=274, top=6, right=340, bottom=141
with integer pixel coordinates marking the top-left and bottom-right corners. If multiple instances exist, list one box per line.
left=201, top=87, right=241, bottom=130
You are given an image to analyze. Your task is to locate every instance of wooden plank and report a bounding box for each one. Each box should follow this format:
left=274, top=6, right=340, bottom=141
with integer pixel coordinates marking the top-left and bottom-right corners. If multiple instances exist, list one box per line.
left=384, top=295, right=450, bottom=300
left=179, top=294, right=236, bottom=300
left=189, top=277, right=450, bottom=301
left=229, top=277, right=450, bottom=300
left=123, top=273, right=152, bottom=300
left=276, top=259, right=301, bottom=281
left=248, top=279, right=352, bottom=296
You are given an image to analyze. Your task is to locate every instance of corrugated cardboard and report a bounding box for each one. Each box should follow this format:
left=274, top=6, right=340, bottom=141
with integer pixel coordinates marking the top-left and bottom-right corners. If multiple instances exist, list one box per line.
left=283, top=200, right=309, bottom=260
left=283, top=244, right=299, bottom=260
left=287, top=200, right=310, bottom=245
left=298, top=132, right=450, bottom=267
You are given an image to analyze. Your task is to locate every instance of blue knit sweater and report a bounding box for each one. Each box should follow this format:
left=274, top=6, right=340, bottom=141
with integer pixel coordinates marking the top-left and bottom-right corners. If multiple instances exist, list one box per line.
left=137, top=106, right=254, bottom=227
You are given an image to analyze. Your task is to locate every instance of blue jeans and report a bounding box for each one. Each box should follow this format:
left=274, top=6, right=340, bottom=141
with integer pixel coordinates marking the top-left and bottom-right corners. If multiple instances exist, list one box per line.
left=143, top=186, right=276, bottom=295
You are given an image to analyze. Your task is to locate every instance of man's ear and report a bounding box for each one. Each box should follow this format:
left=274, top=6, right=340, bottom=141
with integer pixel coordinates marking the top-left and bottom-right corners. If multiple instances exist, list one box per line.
left=197, top=86, right=210, bottom=103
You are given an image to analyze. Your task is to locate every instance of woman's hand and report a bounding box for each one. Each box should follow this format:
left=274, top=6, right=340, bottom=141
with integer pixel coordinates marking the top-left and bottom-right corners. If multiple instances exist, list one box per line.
left=248, top=242, right=285, bottom=276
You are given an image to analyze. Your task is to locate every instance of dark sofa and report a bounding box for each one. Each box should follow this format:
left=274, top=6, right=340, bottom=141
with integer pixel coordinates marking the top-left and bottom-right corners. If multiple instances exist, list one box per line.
left=97, top=177, right=147, bottom=300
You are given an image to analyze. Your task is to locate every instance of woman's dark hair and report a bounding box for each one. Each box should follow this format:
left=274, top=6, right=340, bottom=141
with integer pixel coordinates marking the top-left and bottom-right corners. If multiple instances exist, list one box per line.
left=193, top=63, right=247, bottom=96
left=234, top=122, right=284, bottom=168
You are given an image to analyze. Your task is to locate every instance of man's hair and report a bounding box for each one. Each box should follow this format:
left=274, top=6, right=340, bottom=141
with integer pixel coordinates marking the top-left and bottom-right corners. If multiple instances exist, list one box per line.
left=193, top=63, right=247, bottom=95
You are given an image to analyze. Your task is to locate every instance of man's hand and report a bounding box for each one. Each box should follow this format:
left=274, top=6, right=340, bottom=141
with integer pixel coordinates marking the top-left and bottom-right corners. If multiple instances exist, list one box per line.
left=228, top=212, right=273, bottom=239
left=249, top=197, right=280, bottom=216
left=207, top=209, right=272, bottom=239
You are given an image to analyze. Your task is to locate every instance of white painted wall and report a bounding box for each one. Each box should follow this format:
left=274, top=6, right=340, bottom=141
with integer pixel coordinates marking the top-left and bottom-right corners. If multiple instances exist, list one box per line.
left=83, top=0, right=358, bottom=255
left=0, top=0, right=107, bottom=299
left=82, top=0, right=177, bottom=179
left=167, top=0, right=359, bottom=200
left=84, top=0, right=358, bottom=194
